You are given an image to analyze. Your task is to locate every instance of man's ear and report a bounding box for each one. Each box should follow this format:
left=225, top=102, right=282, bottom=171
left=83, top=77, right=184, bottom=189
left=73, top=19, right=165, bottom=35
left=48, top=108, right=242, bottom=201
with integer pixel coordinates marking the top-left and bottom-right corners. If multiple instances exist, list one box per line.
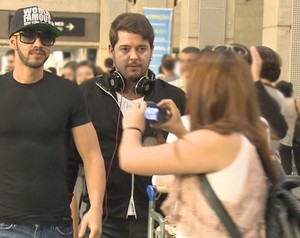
left=150, top=44, right=154, bottom=59
left=108, top=44, right=113, bottom=55
left=9, top=36, right=17, bottom=50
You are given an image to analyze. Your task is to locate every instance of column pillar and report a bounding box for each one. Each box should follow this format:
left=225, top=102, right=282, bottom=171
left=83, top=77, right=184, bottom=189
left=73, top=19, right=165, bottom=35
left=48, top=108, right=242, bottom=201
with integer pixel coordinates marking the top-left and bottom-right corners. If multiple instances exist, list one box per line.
left=179, top=0, right=200, bottom=49
left=262, top=0, right=293, bottom=82
left=97, top=0, right=127, bottom=69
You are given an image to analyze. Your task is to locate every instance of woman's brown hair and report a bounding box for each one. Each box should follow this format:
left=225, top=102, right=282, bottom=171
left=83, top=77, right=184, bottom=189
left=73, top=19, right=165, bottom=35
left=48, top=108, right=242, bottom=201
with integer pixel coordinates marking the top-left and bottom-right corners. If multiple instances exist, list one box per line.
left=186, top=50, right=276, bottom=182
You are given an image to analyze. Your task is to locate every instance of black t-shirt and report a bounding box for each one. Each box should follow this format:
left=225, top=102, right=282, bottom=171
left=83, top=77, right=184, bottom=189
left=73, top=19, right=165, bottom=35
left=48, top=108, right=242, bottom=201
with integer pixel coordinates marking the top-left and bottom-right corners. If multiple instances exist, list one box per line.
left=0, top=71, right=90, bottom=225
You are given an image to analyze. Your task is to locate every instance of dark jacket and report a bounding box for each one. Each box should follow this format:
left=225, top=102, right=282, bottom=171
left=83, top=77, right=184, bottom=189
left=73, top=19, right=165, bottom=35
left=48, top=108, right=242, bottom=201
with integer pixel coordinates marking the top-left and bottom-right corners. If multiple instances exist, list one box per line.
left=80, top=73, right=186, bottom=219
left=255, top=81, right=288, bottom=139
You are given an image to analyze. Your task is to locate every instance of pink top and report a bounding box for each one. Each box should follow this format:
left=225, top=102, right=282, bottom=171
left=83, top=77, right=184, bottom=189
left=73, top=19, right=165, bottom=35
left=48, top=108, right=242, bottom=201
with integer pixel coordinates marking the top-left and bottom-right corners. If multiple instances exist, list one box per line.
left=161, top=136, right=269, bottom=238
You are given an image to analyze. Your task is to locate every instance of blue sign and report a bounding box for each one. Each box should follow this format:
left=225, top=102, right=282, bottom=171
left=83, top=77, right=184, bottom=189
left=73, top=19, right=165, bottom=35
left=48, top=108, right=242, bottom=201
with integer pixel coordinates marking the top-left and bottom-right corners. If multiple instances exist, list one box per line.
left=143, top=8, right=173, bottom=76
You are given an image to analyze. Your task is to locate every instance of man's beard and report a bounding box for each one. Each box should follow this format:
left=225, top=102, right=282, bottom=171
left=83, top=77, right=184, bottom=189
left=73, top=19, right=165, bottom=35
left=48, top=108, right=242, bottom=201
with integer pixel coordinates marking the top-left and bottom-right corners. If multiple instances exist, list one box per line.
left=17, top=45, right=48, bottom=69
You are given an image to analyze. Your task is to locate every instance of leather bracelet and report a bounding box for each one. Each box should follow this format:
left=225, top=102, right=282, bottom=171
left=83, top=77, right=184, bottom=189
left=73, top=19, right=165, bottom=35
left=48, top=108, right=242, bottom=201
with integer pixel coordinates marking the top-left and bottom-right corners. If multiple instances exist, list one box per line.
left=123, top=127, right=143, bottom=134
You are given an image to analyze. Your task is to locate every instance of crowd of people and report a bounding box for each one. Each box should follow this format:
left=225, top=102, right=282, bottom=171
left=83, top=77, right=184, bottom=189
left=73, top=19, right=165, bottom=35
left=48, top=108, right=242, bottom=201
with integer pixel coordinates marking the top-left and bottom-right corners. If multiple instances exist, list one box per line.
left=0, top=4, right=297, bottom=238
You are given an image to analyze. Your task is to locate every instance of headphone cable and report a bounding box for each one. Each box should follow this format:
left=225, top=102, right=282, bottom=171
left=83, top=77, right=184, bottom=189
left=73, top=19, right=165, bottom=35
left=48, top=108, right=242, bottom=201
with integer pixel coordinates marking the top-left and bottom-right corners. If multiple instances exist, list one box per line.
left=103, top=94, right=123, bottom=224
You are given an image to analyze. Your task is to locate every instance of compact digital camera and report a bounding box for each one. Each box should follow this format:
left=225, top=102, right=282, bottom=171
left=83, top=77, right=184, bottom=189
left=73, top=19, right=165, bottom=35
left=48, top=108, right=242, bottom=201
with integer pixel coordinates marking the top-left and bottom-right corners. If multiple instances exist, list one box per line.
left=144, top=101, right=170, bottom=123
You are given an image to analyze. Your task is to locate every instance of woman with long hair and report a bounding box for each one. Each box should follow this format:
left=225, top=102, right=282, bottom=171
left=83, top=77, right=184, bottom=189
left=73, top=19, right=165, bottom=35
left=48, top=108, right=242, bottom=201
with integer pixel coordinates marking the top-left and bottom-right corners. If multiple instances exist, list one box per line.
left=119, top=47, right=276, bottom=237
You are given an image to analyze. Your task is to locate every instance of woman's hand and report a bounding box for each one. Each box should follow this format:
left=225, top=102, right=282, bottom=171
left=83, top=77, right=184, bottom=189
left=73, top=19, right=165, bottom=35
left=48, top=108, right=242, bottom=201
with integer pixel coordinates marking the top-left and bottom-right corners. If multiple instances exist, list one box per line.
left=122, top=101, right=147, bottom=132
left=250, top=46, right=262, bottom=82
left=152, top=99, right=188, bottom=137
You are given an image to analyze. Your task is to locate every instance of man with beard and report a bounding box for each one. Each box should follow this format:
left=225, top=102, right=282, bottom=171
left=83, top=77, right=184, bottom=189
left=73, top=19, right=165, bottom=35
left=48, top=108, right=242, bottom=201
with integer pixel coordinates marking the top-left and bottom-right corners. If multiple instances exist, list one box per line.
left=0, top=6, right=105, bottom=238
left=78, top=13, right=186, bottom=238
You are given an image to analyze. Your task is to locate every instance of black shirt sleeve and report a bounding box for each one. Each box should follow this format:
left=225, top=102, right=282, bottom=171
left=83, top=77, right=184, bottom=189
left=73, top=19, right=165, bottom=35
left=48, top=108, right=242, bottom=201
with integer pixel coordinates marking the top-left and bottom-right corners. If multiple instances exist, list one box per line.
left=68, top=83, right=91, bottom=128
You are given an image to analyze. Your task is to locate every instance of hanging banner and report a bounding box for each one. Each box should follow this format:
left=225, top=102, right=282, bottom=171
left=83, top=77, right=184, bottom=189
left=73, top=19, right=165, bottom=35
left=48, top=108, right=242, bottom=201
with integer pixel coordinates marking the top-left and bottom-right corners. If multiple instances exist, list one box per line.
left=143, top=8, right=173, bottom=76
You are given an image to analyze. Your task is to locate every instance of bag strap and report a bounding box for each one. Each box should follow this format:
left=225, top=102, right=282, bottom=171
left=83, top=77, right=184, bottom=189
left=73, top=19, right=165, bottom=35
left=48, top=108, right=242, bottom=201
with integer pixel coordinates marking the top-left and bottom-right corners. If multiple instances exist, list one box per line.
left=198, top=174, right=242, bottom=238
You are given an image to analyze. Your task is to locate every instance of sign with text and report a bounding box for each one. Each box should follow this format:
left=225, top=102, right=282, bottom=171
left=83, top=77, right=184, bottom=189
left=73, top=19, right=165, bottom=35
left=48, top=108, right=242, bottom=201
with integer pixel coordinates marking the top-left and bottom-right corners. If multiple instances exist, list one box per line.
left=54, top=17, right=85, bottom=36
left=143, top=8, right=173, bottom=76
left=4, top=11, right=98, bottom=42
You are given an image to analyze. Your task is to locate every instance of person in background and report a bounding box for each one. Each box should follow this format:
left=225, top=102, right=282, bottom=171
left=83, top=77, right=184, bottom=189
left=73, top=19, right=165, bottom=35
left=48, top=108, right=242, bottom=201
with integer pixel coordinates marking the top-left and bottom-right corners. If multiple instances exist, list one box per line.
left=78, top=12, right=186, bottom=238
left=4, top=49, right=15, bottom=72
left=0, top=6, right=106, bottom=238
left=256, top=46, right=288, bottom=152
left=156, top=55, right=167, bottom=79
left=276, top=81, right=300, bottom=175
left=157, top=54, right=179, bottom=86
left=177, top=46, right=201, bottom=91
left=104, top=57, right=114, bottom=72
left=61, top=60, right=78, bottom=82
left=119, top=48, right=275, bottom=238
left=76, top=60, right=98, bottom=85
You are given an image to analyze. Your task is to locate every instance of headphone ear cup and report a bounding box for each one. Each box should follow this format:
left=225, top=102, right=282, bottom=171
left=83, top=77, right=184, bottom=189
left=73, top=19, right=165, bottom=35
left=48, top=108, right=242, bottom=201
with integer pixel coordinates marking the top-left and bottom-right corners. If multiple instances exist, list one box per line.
left=110, top=71, right=125, bottom=92
left=134, top=76, right=153, bottom=95
left=147, top=69, right=156, bottom=81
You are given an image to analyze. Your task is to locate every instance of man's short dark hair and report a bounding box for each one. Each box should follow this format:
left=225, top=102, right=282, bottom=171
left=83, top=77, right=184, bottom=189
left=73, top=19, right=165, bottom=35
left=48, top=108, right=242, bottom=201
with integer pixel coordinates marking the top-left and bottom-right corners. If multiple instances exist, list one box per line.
left=181, top=46, right=201, bottom=55
left=161, top=54, right=176, bottom=71
left=276, top=81, right=293, bottom=98
left=109, top=13, right=154, bottom=49
left=256, top=46, right=282, bottom=82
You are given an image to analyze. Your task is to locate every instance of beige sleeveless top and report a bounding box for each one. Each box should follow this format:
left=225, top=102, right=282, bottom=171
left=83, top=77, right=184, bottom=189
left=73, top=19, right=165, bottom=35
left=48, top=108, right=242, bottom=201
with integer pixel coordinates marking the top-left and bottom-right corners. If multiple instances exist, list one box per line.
left=161, top=135, right=269, bottom=238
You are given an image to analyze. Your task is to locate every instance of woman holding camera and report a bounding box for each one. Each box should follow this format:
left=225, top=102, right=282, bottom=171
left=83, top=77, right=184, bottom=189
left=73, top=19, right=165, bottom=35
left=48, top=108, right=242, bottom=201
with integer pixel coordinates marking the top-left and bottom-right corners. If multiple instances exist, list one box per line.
left=119, top=47, right=276, bottom=237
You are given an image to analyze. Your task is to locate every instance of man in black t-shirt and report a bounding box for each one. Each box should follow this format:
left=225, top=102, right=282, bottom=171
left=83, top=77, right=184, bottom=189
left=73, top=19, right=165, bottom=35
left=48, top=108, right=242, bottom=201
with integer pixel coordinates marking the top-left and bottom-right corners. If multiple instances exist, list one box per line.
left=0, top=6, right=105, bottom=238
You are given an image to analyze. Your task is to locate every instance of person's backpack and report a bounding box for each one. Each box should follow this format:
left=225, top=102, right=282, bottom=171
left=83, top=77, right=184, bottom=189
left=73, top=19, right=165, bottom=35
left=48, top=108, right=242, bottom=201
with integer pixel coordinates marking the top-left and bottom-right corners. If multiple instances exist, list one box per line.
left=265, top=175, right=300, bottom=237
left=255, top=149, right=300, bottom=237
